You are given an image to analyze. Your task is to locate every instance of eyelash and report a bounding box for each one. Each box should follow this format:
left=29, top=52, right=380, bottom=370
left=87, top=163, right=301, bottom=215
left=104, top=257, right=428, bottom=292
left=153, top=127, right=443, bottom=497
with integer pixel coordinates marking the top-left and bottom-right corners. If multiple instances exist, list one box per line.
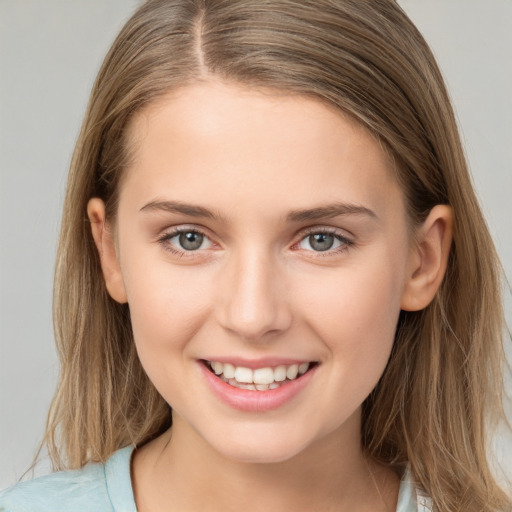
left=157, top=227, right=213, bottom=258
left=294, top=227, right=354, bottom=257
left=157, top=226, right=354, bottom=258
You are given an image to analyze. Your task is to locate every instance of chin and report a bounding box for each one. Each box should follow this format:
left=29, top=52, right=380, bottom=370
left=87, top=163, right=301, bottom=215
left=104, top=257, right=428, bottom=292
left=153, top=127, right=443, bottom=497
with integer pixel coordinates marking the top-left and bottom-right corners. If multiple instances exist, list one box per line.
left=218, top=442, right=304, bottom=464
left=203, top=424, right=318, bottom=465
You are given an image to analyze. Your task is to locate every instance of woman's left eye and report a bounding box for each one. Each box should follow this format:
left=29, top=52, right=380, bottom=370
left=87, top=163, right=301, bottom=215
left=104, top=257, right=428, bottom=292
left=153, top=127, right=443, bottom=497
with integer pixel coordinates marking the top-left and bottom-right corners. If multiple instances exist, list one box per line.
left=297, top=231, right=352, bottom=253
left=162, top=230, right=214, bottom=252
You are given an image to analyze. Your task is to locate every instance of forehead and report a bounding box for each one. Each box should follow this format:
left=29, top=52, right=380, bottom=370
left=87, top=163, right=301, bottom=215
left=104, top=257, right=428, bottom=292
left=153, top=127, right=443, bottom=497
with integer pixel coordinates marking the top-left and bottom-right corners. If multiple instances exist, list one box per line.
left=120, top=81, right=403, bottom=221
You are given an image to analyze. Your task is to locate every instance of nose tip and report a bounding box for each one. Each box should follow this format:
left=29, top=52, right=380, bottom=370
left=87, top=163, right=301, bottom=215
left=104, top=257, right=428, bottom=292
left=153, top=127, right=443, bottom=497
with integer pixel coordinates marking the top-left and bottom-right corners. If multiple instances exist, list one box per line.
left=217, top=253, right=292, bottom=342
left=223, top=297, right=291, bottom=341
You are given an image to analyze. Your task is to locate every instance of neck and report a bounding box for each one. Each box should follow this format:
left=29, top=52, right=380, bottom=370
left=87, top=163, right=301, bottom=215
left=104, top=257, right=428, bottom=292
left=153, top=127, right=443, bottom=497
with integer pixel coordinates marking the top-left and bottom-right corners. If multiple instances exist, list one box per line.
left=132, top=411, right=399, bottom=512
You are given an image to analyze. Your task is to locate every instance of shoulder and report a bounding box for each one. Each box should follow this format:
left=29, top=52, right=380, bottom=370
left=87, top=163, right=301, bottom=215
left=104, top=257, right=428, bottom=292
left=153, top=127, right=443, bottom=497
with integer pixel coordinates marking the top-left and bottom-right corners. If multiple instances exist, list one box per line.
left=396, top=467, right=433, bottom=512
left=0, top=446, right=136, bottom=512
left=0, top=462, right=110, bottom=512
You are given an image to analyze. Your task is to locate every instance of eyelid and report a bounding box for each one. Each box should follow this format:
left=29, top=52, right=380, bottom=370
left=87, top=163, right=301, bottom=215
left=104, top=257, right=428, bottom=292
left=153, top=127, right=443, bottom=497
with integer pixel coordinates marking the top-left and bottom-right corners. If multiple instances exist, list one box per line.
left=292, top=226, right=354, bottom=255
left=155, top=224, right=355, bottom=258
left=157, top=224, right=219, bottom=257
left=298, top=224, right=353, bottom=238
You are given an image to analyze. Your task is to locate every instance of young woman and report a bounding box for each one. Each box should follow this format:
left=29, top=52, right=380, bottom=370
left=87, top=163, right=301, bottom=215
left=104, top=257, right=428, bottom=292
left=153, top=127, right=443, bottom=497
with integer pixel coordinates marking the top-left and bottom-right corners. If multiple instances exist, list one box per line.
left=1, top=1, right=510, bottom=511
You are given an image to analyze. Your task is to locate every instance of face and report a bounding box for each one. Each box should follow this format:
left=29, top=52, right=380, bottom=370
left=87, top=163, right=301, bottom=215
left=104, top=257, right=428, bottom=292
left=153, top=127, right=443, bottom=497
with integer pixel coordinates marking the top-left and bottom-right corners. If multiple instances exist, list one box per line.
left=95, top=81, right=421, bottom=463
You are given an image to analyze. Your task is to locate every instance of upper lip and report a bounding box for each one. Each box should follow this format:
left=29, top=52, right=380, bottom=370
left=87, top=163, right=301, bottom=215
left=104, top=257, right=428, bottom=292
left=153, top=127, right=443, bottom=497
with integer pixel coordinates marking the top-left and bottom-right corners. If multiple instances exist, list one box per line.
left=201, top=357, right=316, bottom=370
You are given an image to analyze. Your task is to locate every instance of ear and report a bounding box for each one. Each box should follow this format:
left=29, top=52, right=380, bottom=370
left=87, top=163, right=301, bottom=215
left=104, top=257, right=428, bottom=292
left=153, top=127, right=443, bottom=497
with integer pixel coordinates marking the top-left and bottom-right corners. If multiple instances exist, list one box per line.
left=400, top=205, right=453, bottom=311
left=87, top=198, right=128, bottom=304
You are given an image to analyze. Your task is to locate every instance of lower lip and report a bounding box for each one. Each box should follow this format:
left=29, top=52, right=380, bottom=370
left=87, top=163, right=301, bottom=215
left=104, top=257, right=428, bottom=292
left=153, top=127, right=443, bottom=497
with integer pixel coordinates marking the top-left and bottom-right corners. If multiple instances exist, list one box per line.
left=199, top=362, right=317, bottom=412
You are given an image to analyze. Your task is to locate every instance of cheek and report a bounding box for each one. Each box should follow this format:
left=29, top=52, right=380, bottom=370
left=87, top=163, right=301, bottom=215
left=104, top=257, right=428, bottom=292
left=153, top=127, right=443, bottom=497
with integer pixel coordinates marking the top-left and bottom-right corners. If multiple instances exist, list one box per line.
left=122, top=262, right=218, bottom=411
left=121, top=251, right=213, bottom=364
left=296, top=252, right=406, bottom=378
left=293, top=260, right=404, bottom=437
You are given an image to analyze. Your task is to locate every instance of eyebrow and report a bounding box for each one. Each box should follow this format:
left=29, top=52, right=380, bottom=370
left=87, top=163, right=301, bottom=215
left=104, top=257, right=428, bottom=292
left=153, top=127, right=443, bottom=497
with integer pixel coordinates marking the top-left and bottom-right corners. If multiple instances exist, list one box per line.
left=286, top=203, right=378, bottom=222
left=140, top=200, right=224, bottom=220
left=140, top=200, right=377, bottom=223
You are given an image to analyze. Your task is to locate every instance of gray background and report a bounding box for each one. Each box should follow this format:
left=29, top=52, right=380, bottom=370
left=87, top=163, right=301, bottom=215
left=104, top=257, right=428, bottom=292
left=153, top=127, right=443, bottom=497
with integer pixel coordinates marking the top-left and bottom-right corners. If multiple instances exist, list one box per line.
left=1, top=0, right=511, bottom=489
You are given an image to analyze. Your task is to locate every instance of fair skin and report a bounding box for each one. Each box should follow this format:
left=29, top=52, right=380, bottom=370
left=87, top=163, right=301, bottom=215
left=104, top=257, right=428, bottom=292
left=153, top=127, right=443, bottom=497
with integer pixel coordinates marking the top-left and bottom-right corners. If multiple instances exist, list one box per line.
left=88, top=81, right=452, bottom=512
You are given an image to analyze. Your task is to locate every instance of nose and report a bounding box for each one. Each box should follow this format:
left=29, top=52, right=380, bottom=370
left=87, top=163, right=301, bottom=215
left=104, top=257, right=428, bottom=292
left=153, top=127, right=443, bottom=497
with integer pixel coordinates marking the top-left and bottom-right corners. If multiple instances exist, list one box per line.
left=217, top=248, right=292, bottom=342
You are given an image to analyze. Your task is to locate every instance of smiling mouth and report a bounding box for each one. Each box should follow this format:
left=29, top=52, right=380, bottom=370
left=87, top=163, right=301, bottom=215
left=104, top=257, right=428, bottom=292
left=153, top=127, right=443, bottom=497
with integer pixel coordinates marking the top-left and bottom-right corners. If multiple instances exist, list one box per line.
left=203, top=360, right=317, bottom=391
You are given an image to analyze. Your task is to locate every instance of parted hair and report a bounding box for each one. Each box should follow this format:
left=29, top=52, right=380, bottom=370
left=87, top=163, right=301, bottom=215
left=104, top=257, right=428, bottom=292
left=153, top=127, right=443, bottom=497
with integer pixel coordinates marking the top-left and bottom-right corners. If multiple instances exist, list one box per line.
left=44, top=1, right=510, bottom=510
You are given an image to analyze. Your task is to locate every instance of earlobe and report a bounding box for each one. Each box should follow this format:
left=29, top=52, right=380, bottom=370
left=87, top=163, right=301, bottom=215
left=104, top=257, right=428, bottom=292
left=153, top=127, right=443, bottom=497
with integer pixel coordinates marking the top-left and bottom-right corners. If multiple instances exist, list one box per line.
left=87, top=198, right=128, bottom=304
left=400, top=205, right=453, bottom=312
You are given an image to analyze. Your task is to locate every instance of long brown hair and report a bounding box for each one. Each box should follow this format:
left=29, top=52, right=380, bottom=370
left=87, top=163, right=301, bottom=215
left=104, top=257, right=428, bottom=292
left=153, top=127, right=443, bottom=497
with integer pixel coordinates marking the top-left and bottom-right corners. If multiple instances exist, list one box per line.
left=45, top=1, right=511, bottom=510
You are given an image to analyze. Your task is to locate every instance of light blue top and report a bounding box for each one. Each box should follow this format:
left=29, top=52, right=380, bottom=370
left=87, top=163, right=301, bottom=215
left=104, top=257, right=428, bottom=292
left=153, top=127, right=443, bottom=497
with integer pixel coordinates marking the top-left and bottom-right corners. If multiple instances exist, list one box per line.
left=0, top=446, right=432, bottom=511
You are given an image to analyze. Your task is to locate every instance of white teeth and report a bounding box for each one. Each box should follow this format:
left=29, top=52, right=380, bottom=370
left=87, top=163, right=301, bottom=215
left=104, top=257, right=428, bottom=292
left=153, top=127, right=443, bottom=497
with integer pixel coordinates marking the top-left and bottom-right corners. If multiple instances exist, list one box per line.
left=253, top=367, right=274, bottom=385
left=223, top=363, right=236, bottom=379
left=274, top=365, right=287, bottom=382
left=298, top=362, right=309, bottom=375
left=237, top=383, right=256, bottom=391
left=234, top=366, right=253, bottom=384
left=208, top=360, right=313, bottom=390
left=286, top=364, right=299, bottom=380
left=228, top=378, right=258, bottom=391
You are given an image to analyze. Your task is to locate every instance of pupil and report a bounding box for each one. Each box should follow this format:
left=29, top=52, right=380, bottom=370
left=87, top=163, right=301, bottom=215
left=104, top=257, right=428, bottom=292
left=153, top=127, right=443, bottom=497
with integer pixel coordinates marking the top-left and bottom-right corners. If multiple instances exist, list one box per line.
left=179, top=232, right=203, bottom=250
left=310, top=233, right=334, bottom=251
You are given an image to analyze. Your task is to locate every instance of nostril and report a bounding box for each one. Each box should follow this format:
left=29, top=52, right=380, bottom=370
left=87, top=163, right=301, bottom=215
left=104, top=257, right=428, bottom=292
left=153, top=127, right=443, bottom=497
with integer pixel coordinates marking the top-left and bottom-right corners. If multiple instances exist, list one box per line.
left=216, top=263, right=293, bottom=341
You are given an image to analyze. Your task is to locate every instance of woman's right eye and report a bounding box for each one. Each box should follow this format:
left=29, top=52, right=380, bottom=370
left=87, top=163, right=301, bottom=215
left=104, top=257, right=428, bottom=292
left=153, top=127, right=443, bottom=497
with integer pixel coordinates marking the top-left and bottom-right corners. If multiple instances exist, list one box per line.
left=160, top=229, right=214, bottom=253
